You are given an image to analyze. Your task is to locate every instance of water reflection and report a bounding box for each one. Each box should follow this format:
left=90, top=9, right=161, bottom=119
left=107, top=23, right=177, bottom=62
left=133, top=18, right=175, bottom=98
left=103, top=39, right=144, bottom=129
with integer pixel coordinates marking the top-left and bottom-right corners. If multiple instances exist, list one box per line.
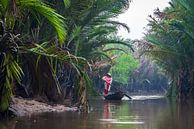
left=103, top=101, right=111, bottom=117
left=100, top=101, right=144, bottom=128
left=156, top=100, right=194, bottom=129
left=101, top=101, right=113, bottom=129
left=1, top=97, right=194, bottom=129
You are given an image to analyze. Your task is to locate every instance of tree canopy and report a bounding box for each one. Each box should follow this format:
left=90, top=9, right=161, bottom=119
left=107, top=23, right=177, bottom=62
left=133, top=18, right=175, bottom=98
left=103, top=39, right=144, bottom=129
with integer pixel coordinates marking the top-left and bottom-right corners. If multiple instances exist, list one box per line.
left=0, top=0, right=133, bottom=113
left=140, top=0, right=194, bottom=99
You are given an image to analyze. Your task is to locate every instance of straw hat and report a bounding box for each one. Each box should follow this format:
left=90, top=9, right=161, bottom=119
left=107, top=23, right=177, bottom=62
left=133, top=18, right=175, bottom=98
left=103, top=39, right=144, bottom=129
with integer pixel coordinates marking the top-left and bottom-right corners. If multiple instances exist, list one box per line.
left=107, top=73, right=111, bottom=76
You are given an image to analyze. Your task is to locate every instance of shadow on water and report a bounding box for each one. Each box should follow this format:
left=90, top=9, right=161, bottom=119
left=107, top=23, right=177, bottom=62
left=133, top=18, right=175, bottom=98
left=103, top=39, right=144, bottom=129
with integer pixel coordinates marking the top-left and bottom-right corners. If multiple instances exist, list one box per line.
left=1, top=96, right=194, bottom=129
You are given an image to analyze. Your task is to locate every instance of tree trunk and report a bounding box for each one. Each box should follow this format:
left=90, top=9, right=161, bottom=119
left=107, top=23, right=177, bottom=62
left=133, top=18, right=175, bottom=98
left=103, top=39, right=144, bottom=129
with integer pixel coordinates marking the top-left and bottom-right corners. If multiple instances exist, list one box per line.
left=21, top=54, right=63, bottom=103
left=177, top=63, right=194, bottom=100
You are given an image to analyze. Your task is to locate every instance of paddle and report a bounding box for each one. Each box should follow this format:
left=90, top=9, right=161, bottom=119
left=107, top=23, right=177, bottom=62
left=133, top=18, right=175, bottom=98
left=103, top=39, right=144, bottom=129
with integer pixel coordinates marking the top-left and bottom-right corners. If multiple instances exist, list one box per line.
left=123, top=93, right=132, bottom=99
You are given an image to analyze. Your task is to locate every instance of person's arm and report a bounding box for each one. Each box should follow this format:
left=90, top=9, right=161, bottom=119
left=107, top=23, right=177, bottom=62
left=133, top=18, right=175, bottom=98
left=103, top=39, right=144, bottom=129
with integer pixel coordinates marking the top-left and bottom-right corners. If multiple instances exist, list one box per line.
left=110, top=77, right=112, bottom=84
left=108, top=77, right=112, bottom=91
left=102, top=76, right=107, bottom=81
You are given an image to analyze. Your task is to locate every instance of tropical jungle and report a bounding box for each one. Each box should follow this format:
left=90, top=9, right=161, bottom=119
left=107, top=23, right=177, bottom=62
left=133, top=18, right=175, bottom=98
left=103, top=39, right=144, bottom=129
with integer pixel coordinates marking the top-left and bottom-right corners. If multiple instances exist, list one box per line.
left=1, top=1, right=194, bottom=128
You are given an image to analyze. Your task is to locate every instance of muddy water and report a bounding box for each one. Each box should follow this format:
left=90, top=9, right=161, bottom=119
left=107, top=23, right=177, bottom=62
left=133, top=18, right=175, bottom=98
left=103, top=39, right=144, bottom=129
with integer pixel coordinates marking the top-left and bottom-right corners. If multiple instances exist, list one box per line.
left=1, top=96, right=194, bottom=129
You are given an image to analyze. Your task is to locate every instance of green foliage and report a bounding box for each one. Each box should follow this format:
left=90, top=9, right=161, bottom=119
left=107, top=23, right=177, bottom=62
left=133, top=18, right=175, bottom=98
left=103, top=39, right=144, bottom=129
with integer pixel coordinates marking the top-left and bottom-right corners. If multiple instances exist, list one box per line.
left=63, top=0, right=71, bottom=8
left=0, top=0, right=132, bottom=112
left=62, top=0, right=133, bottom=95
left=0, top=58, right=23, bottom=112
left=0, top=24, right=23, bottom=112
left=18, top=0, right=66, bottom=43
left=111, top=53, right=139, bottom=85
left=0, top=0, right=67, bottom=111
left=65, top=0, right=132, bottom=61
left=104, top=43, right=138, bottom=85
left=141, top=0, right=194, bottom=98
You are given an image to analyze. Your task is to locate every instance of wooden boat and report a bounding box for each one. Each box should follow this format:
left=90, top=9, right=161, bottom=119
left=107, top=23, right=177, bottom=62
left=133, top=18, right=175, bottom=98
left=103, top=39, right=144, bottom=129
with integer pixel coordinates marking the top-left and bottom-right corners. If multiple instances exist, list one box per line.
left=104, top=91, right=130, bottom=100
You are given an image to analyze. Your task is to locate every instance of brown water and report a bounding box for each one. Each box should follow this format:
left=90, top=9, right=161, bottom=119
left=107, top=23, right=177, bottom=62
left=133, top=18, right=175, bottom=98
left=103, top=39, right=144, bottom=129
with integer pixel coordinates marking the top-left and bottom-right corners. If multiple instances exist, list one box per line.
left=1, top=96, right=194, bottom=129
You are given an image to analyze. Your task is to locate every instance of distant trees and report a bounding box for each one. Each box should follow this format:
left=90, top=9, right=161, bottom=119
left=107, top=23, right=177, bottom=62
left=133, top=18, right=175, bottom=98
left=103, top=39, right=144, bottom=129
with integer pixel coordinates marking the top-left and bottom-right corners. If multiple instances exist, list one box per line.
left=111, top=52, right=139, bottom=85
left=128, top=57, right=168, bottom=94
left=140, top=0, right=194, bottom=99
left=109, top=44, right=139, bottom=85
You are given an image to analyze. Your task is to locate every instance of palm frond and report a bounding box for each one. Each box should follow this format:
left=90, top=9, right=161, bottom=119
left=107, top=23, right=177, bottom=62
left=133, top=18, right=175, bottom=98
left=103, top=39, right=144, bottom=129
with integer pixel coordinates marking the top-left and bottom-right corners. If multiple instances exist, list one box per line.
left=18, top=0, right=66, bottom=44
left=27, top=42, right=90, bottom=72
left=106, top=20, right=130, bottom=33
left=176, top=0, right=194, bottom=16
left=103, top=48, right=128, bottom=54
left=63, top=0, right=70, bottom=8
left=90, top=51, right=112, bottom=62
left=97, top=39, right=134, bottom=52
left=0, top=0, right=9, bottom=14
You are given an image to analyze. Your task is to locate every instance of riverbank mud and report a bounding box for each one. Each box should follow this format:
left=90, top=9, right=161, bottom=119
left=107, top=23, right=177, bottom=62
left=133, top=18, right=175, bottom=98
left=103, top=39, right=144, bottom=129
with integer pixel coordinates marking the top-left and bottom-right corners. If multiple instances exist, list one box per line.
left=9, top=97, right=78, bottom=117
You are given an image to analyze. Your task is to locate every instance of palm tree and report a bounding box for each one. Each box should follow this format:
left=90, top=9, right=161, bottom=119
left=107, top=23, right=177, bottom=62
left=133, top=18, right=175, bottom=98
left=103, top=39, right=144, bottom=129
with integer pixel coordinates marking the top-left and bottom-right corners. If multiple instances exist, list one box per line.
left=0, top=0, right=133, bottom=113
left=63, top=0, right=133, bottom=71
left=0, top=0, right=67, bottom=112
left=141, top=0, right=194, bottom=100
left=61, top=0, right=133, bottom=97
left=42, top=0, right=133, bottom=106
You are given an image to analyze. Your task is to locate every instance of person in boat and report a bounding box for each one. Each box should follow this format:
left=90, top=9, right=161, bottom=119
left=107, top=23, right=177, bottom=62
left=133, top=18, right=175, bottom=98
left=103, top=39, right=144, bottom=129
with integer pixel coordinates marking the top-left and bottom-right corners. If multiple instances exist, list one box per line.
left=102, top=73, right=112, bottom=96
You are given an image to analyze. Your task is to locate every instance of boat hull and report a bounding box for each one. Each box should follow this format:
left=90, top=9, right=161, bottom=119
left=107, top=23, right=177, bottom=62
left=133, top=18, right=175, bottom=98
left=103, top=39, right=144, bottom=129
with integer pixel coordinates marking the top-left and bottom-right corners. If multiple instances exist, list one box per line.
left=104, top=91, right=124, bottom=100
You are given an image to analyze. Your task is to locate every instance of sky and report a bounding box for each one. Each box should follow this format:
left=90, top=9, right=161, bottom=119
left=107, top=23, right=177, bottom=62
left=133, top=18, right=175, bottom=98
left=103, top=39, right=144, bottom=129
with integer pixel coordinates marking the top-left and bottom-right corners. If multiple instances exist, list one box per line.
left=117, top=0, right=170, bottom=40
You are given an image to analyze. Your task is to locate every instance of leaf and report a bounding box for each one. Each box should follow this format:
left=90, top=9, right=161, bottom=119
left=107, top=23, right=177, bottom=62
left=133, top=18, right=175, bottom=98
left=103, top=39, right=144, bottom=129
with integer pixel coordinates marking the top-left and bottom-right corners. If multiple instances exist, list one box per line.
left=63, top=0, right=70, bottom=8
left=18, top=0, right=66, bottom=44
left=0, top=0, right=9, bottom=13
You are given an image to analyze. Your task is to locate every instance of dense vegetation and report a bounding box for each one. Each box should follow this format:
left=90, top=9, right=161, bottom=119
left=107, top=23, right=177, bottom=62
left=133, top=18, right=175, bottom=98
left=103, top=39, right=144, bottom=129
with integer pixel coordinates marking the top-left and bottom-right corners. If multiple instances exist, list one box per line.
left=140, top=0, right=194, bottom=100
left=104, top=44, right=139, bottom=85
left=0, top=0, right=133, bottom=115
left=111, top=52, right=138, bottom=85
left=1, top=0, right=194, bottom=118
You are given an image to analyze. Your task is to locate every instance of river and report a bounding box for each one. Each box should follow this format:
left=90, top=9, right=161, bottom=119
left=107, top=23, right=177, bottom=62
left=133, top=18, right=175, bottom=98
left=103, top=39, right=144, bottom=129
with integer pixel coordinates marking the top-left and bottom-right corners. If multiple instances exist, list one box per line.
left=1, top=95, right=194, bottom=129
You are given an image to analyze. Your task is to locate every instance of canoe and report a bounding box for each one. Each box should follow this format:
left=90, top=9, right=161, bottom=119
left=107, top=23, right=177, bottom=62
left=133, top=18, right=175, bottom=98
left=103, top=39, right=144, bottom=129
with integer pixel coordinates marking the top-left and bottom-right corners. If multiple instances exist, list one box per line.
left=104, top=91, right=124, bottom=100
left=104, top=91, right=132, bottom=100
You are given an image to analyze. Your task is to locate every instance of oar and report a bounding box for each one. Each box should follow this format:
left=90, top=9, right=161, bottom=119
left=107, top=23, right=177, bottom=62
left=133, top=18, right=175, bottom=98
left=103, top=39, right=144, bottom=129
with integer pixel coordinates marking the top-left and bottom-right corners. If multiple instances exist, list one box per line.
left=123, top=93, right=132, bottom=99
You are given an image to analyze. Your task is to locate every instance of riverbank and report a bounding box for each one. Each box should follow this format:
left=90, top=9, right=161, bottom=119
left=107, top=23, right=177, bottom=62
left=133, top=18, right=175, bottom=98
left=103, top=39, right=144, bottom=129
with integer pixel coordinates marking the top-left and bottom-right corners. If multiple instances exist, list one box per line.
left=9, top=97, right=78, bottom=117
